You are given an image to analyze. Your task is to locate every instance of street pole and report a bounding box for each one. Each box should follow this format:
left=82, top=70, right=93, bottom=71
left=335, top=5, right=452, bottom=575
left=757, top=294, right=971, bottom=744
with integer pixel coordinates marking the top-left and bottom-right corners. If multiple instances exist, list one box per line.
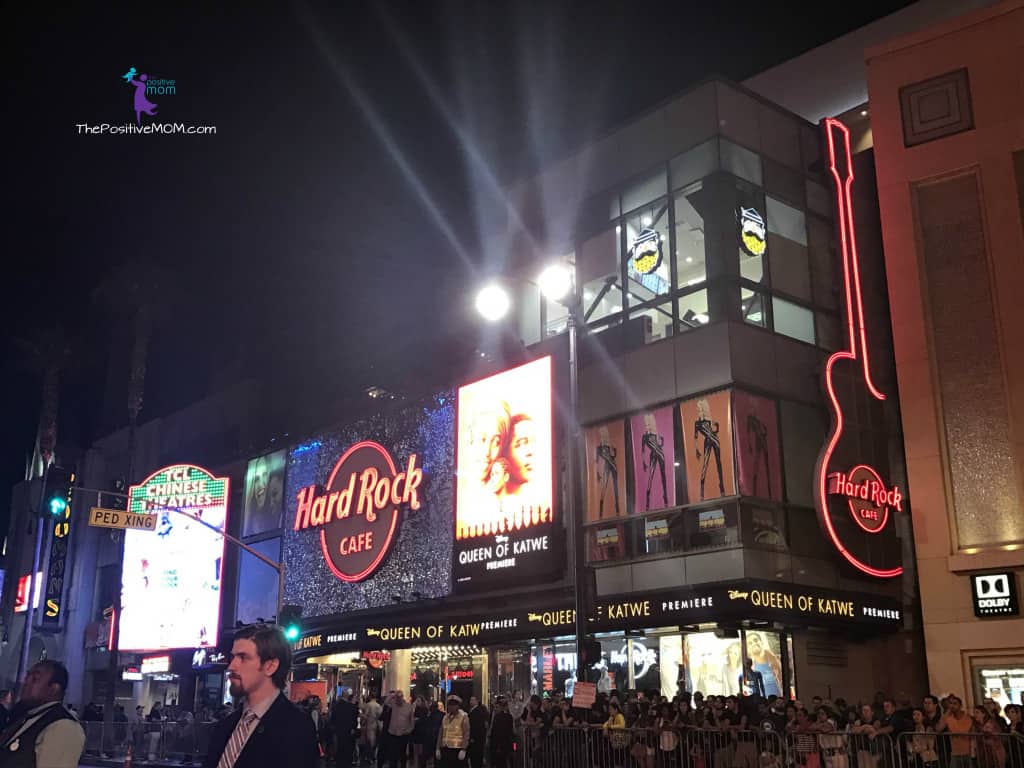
left=567, top=294, right=588, bottom=682
left=16, top=464, right=52, bottom=687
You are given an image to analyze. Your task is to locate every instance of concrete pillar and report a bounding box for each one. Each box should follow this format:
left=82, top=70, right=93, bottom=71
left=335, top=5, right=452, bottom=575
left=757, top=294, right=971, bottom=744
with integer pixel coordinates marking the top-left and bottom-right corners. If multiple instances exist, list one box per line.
left=384, top=648, right=412, bottom=695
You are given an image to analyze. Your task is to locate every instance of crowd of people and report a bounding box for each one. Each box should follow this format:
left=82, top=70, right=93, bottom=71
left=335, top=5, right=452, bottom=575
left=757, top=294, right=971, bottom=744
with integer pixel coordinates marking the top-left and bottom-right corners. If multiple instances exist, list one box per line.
left=316, top=688, right=1024, bottom=768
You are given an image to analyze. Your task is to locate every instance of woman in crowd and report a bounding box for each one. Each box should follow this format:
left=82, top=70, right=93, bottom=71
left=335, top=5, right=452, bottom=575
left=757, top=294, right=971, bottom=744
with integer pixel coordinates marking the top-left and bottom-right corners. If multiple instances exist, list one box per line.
left=974, top=705, right=1007, bottom=768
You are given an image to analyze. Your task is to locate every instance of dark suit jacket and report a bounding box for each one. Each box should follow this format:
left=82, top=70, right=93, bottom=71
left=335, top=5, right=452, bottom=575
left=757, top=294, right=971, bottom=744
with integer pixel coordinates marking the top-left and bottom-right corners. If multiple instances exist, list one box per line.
left=202, top=694, right=318, bottom=768
left=331, top=699, right=358, bottom=742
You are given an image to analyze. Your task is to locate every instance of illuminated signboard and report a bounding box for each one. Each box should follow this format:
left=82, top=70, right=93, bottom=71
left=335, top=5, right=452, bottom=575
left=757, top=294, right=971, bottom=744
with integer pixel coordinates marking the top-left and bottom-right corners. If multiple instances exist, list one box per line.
left=14, top=572, right=43, bottom=613
left=141, top=655, right=170, bottom=674
left=289, top=582, right=901, bottom=657
left=121, top=464, right=229, bottom=650
left=294, top=441, right=422, bottom=582
left=454, top=356, right=560, bottom=591
left=281, top=393, right=454, bottom=618
left=971, top=573, right=1019, bottom=618
left=814, top=118, right=904, bottom=579
left=362, top=651, right=391, bottom=669
left=630, top=228, right=664, bottom=275
left=42, top=492, right=73, bottom=626
left=738, top=207, right=767, bottom=258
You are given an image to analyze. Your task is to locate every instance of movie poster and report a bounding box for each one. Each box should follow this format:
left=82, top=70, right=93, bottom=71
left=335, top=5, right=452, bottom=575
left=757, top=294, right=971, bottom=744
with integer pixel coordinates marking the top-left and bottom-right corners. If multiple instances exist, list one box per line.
left=743, top=630, right=785, bottom=697
left=455, top=356, right=553, bottom=538
left=679, top=391, right=735, bottom=504
left=630, top=407, right=676, bottom=513
left=684, top=632, right=744, bottom=697
left=585, top=419, right=627, bottom=522
left=732, top=390, right=782, bottom=501
left=454, top=357, right=557, bottom=591
left=242, top=449, right=286, bottom=538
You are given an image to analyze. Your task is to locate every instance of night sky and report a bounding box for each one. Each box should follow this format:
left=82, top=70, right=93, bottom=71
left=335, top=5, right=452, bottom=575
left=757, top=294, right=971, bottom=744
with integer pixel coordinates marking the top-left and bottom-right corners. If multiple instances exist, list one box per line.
left=2, top=1, right=912, bottom=525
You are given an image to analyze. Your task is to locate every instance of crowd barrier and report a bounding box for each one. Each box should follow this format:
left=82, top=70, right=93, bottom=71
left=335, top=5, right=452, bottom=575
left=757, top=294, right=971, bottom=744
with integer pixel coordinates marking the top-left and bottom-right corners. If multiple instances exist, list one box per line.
left=80, top=719, right=217, bottom=762
left=522, top=727, right=1024, bottom=768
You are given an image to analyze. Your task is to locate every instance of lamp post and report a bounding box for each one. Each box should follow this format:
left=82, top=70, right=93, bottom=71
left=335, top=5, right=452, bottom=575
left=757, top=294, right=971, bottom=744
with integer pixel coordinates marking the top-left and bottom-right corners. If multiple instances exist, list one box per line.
left=475, top=263, right=588, bottom=682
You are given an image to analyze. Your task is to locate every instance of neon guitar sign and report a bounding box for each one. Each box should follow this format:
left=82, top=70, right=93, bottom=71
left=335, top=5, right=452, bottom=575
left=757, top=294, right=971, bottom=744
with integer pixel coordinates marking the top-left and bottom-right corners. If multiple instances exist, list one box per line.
left=814, top=118, right=904, bottom=579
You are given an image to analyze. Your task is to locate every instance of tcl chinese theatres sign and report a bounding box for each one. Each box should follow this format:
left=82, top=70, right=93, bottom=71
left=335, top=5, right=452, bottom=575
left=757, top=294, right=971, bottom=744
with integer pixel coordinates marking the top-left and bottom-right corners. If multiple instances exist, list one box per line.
left=294, top=441, right=423, bottom=582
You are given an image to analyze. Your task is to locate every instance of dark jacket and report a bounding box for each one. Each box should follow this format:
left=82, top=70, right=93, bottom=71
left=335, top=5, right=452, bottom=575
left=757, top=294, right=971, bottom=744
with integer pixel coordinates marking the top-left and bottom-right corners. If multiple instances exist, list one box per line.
left=468, top=706, right=489, bottom=746
left=332, top=699, right=359, bottom=742
left=202, top=694, right=318, bottom=768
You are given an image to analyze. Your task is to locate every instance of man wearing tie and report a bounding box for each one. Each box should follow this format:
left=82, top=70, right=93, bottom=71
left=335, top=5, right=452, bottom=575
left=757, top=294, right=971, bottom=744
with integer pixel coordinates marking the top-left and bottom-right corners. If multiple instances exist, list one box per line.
left=202, top=624, right=318, bottom=768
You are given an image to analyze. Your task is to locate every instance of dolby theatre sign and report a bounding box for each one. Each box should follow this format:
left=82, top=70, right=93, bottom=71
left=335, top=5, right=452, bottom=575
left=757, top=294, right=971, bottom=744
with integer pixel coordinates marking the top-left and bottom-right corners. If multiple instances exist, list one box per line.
left=293, top=441, right=423, bottom=582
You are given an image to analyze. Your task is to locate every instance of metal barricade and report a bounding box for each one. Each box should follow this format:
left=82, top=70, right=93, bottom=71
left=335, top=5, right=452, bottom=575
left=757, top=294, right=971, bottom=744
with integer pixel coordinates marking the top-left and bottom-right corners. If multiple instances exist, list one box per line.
left=898, top=730, right=1024, bottom=768
left=524, top=725, right=784, bottom=768
left=783, top=731, right=898, bottom=768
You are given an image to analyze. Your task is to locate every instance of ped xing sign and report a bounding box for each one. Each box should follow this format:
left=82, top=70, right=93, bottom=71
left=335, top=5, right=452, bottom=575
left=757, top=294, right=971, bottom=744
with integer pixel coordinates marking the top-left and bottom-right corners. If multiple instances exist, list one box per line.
left=89, top=507, right=158, bottom=531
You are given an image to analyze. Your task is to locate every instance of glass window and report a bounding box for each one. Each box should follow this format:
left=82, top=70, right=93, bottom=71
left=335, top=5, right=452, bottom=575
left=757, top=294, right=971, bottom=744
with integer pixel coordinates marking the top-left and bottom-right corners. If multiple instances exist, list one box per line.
left=587, top=525, right=626, bottom=563
left=544, top=297, right=568, bottom=338
left=815, top=312, right=840, bottom=351
left=621, top=169, right=667, bottom=215
left=780, top=402, right=826, bottom=507
left=634, top=301, right=674, bottom=344
left=764, top=159, right=804, bottom=207
left=808, top=216, right=838, bottom=310
left=767, top=196, right=807, bottom=246
left=674, top=183, right=707, bottom=289
left=678, top=289, right=710, bottom=331
left=741, top=287, right=767, bottom=328
left=721, top=139, right=763, bottom=186
left=686, top=505, right=739, bottom=550
left=744, top=505, right=787, bottom=549
left=768, top=237, right=812, bottom=301
left=671, top=139, right=718, bottom=190
left=806, top=179, right=832, bottom=217
left=625, top=200, right=671, bottom=302
left=516, top=282, right=541, bottom=345
left=578, top=226, right=623, bottom=324
left=772, top=297, right=815, bottom=344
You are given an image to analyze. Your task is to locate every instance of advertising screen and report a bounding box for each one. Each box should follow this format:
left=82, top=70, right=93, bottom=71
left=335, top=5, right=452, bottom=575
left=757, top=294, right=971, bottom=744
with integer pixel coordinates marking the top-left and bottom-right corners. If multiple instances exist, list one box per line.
left=120, top=465, right=229, bottom=651
left=454, top=357, right=559, bottom=591
left=281, top=392, right=455, bottom=617
left=236, top=537, right=281, bottom=625
left=242, top=449, right=286, bottom=538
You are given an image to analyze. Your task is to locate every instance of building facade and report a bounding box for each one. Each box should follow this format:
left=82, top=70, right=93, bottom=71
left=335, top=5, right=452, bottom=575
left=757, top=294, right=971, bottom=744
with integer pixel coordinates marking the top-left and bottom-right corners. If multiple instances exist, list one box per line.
left=865, top=0, right=1024, bottom=705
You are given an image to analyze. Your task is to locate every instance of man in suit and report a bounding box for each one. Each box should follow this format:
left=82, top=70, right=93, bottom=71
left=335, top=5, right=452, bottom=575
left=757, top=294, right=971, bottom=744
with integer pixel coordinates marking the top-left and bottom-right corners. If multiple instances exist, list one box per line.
left=466, top=696, right=488, bottom=768
left=202, top=624, right=318, bottom=768
left=332, top=693, right=359, bottom=768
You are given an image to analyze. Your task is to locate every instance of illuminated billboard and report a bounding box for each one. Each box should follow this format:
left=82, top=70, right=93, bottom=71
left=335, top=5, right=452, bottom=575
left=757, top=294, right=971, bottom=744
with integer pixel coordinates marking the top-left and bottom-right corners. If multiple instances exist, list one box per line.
left=454, top=356, right=559, bottom=591
left=120, top=464, right=229, bottom=651
left=242, top=449, right=285, bottom=538
left=281, top=393, right=454, bottom=618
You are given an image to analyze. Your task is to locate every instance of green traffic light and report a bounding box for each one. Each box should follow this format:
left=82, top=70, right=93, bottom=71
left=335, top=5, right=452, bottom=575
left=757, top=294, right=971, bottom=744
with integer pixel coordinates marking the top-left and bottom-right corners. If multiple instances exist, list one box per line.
left=49, top=497, right=67, bottom=517
left=284, top=624, right=300, bottom=641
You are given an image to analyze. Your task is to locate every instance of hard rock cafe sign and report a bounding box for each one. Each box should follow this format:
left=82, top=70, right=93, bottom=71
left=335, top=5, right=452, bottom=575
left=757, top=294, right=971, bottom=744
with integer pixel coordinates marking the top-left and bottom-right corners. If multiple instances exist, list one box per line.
left=293, top=441, right=423, bottom=582
left=814, top=118, right=905, bottom=579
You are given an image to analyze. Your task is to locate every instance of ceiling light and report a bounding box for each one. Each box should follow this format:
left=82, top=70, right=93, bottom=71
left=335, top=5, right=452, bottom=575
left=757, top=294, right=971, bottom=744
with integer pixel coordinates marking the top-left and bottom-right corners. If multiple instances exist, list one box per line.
left=860, top=109, right=868, bottom=116
left=685, top=256, right=693, bottom=263
left=694, top=313, right=709, bottom=324
left=642, top=216, right=652, bottom=227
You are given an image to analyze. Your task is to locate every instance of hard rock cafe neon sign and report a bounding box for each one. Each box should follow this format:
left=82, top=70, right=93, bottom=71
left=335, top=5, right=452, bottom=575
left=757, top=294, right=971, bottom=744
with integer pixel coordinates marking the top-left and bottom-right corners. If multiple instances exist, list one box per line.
left=814, top=118, right=905, bottom=579
left=294, top=441, right=423, bottom=582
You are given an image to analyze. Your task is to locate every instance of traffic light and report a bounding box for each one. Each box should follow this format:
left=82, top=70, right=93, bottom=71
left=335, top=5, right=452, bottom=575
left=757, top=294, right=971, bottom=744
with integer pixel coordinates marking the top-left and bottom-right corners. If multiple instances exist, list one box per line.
left=279, top=604, right=302, bottom=641
left=45, top=466, right=75, bottom=518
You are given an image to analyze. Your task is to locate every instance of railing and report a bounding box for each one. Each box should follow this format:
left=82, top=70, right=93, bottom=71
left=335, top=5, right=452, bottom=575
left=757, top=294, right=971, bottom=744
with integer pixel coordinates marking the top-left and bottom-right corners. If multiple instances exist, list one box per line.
left=80, top=719, right=218, bottom=763
left=523, top=726, right=1024, bottom=768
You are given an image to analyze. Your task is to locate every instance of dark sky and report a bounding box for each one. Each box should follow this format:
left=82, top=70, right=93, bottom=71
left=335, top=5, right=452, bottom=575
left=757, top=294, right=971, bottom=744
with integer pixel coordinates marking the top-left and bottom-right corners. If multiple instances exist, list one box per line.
left=2, top=1, right=912, bottom=515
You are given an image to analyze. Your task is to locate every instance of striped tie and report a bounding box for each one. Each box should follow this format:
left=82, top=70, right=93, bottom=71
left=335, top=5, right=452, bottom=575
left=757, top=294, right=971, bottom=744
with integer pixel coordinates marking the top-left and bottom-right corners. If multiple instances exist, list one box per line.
left=218, top=710, right=258, bottom=768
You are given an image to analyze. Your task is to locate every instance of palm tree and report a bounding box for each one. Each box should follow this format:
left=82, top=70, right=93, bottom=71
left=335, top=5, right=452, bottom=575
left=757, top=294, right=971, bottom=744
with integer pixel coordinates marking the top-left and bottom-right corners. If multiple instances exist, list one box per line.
left=91, top=259, right=176, bottom=479
left=14, top=325, right=72, bottom=480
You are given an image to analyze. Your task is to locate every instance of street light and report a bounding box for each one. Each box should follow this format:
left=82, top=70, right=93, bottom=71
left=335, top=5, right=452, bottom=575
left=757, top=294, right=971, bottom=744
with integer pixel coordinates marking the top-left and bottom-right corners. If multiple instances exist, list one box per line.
left=474, top=261, right=588, bottom=682
left=475, top=283, right=511, bottom=322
